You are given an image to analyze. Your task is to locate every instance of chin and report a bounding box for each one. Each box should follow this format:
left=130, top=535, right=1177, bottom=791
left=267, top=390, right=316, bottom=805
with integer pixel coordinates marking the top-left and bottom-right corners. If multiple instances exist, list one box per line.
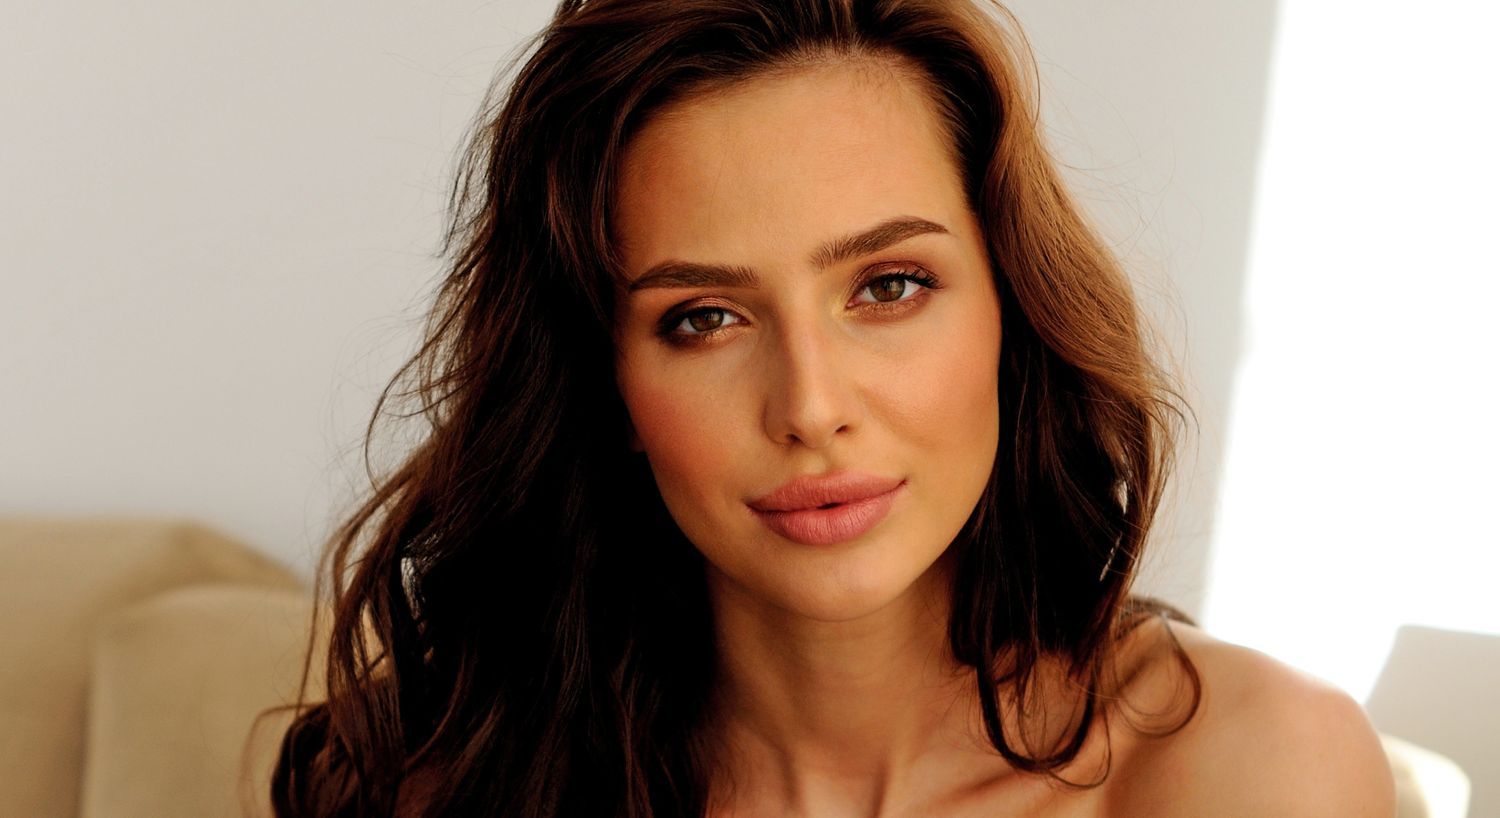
left=724, top=529, right=953, bottom=624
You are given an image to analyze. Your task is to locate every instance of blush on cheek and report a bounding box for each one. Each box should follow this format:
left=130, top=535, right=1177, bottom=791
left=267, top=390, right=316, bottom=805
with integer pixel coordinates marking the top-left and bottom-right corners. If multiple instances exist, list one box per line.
left=622, top=379, right=752, bottom=555
left=623, top=379, right=734, bottom=485
left=889, top=312, right=1001, bottom=437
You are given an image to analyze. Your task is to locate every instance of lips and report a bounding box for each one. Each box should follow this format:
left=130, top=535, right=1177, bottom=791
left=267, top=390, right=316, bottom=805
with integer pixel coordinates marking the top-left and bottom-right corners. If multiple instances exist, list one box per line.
left=747, top=472, right=905, bottom=545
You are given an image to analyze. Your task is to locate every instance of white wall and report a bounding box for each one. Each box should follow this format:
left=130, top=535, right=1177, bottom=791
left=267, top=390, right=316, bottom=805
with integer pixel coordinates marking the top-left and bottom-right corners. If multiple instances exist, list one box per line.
left=1201, top=5, right=1499, bottom=802
left=1, top=1, right=553, bottom=576
left=1203, top=0, right=1499, bottom=704
left=1002, top=0, right=1278, bottom=618
left=1, top=1, right=1272, bottom=601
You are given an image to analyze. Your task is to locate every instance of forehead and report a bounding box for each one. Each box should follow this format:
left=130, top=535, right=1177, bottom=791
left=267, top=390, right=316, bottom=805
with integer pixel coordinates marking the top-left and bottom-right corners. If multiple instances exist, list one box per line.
left=612, top=59, right=967, bottom=276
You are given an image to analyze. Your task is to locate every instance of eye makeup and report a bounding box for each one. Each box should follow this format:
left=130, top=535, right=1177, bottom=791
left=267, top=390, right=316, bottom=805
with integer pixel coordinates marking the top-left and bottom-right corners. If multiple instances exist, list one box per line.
left=653, top=264, right=943, bottom=347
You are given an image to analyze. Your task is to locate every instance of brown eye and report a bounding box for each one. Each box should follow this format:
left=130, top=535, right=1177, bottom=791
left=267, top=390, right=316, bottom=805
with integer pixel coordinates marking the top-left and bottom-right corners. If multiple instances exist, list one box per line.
left=867, top=276, right=908, bottom=303
left=686, top=309, right=727, bottom=332
left=658, top=305, right=745, bottom=342
left=853, top=269, right=939, bottom=306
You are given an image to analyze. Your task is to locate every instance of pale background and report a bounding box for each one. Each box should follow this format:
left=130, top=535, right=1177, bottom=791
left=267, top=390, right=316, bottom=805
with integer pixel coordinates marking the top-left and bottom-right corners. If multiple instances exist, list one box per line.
left=0, top=0, right=1257, bottom=612
left=3, top=0, right=1494, bottom=764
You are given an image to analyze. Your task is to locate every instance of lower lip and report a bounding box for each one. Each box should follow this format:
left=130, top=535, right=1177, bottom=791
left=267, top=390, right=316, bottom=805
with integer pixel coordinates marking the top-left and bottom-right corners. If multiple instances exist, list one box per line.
left=750, top=482, right=905, bottom=546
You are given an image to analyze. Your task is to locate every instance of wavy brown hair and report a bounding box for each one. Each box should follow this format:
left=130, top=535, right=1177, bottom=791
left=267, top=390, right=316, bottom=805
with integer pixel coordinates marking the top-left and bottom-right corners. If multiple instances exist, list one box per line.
left=271, top=0, right=1201, bottom=815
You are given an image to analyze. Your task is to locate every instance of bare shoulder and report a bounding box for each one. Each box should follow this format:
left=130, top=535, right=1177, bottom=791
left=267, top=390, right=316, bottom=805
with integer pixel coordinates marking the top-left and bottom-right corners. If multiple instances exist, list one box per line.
left=1107, top=616, right=1396, bottom=818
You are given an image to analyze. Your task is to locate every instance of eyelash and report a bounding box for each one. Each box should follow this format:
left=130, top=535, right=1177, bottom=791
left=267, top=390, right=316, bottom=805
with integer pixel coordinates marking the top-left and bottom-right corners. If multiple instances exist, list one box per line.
left=654, top=267, right=943, bottom=345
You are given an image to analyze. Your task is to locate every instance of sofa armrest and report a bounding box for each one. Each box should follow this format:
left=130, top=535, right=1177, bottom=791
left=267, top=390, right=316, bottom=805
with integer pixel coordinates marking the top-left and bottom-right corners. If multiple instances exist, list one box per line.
left=0, top=516, right=303, bottom=818
left=1382, top=733, right=1471, bottom=818
left=80, top=584, right=322, bottom=818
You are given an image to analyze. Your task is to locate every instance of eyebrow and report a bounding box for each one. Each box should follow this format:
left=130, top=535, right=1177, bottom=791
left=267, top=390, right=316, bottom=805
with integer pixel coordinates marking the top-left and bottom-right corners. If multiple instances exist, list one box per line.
left=625, top=215, right=950, bottom=292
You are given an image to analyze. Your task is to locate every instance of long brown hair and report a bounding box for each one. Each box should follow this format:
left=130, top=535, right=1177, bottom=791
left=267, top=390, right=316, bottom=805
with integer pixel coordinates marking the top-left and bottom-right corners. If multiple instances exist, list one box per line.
left=272, top=0, right=1200, bottom=815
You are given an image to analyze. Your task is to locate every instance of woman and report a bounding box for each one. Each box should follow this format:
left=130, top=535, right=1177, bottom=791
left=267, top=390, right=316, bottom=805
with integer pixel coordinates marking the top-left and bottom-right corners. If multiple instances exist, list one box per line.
left=274, top=0, right=1395, bottom=815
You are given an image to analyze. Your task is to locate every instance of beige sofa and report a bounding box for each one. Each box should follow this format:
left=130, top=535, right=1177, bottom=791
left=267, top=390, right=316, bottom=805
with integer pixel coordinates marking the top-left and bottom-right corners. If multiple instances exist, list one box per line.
left=0, top=516, right=1470, bottom=817
left=0, top=517, right=318, bottom=818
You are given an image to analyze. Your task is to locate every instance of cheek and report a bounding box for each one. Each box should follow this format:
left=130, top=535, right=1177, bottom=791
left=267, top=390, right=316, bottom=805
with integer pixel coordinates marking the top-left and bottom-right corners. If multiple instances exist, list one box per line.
left=896, top=296, right=1002, bottom=545
left=881, top=298, right=1002, bottom=454
left=618, top=361, right=746, bottom=513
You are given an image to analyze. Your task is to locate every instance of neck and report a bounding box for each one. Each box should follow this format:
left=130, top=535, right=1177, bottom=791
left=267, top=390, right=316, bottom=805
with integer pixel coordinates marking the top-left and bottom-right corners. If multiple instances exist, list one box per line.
left=702, top=547, right=1020, bottom=817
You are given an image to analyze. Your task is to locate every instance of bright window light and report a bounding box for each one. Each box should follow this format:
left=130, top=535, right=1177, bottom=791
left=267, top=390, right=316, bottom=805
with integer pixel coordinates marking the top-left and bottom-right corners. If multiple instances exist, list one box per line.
left=1203, top=1, right=1500, bottom=702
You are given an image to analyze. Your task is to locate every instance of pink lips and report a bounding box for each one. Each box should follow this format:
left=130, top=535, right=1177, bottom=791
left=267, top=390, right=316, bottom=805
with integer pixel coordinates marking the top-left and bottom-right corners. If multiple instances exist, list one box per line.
left=747, top=472, right=905, bottom=546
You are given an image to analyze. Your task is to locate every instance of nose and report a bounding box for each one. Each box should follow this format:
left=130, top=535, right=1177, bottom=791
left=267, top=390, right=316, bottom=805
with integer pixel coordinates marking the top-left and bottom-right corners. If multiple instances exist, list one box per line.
left=761, top=321, right=864, bottom=449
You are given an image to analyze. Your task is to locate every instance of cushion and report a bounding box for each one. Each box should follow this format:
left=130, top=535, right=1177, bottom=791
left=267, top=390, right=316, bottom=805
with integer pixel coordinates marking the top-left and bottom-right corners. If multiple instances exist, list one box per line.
left=1381, top=733, right=1471, bottom=818
left=0, top=516, right=302, bottom=818
left=1367, top=624, right=1496, bottom=817
left=80, top=584, right=322, bottom=818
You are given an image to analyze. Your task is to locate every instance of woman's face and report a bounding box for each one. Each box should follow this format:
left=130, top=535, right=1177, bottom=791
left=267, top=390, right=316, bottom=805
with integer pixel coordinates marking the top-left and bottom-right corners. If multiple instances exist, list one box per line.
left=612, top=60, right=1002, bottom=622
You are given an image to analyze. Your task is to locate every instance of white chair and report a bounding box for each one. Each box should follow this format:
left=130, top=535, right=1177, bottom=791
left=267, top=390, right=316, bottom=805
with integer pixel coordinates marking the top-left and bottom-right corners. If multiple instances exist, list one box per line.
left=1367, top=625, right=1498, bottom=818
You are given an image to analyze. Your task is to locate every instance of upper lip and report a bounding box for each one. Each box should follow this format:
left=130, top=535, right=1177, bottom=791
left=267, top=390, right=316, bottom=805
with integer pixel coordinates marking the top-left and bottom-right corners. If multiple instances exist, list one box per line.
left=747, top=471, right=904, bottom=512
